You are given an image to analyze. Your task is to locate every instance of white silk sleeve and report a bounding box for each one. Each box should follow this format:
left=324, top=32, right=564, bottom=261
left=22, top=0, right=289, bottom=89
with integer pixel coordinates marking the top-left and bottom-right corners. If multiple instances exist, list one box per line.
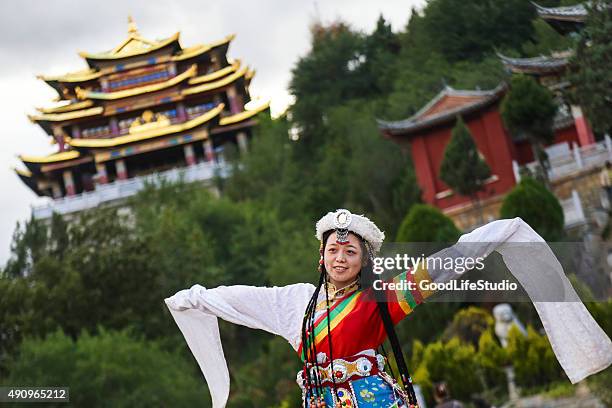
left=429, top=217, right=612, bottom=384
left=164, top=283, right=315, bottom=408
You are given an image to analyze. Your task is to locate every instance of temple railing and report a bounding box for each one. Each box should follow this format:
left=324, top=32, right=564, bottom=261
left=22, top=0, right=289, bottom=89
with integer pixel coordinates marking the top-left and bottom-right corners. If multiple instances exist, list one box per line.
left=32, top=160, right=229, bottom=219
left=513, top=135, right=612, bottom=183
left=560, top=190, right=586, bottom=228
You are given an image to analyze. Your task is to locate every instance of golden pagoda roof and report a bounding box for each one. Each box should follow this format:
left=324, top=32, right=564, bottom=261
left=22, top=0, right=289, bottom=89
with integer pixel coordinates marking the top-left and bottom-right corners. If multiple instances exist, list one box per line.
left=38, top=68, right=102, bottom=83
left=19, top=150, right=81, bottom=164
left=13, top=167, right=33, bottom=177
left=13, top=167, right=43, bottom=196
left=189, top=60, right=241, bottom=85
left=219, top=100, right=270, bottom=126
left=76, top=64, right=197, bottom=100
left=29, top=106, right=104, bottom=122
left=79, top=17, right=180, bottom=61
left=68, top=103, right=224, bottom=148
left=172, top=34, right=235, bottom=61
left=182, top=66, right=248, bottom=96
left=37, top=100, right=95, bottom=114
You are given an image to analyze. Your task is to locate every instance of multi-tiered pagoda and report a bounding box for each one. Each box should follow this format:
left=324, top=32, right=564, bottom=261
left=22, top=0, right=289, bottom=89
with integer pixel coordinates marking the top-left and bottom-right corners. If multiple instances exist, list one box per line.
left=16, top=18, right=269, bottom=218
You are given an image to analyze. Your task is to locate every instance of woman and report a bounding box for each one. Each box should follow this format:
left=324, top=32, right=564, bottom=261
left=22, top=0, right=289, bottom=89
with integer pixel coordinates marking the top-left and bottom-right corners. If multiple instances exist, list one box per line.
left=165, top=209, right=612, bottom=408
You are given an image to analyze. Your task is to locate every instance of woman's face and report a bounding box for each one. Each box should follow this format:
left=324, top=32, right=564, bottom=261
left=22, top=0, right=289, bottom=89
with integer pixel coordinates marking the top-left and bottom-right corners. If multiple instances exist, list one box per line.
left=323, top=231, right=364, bottom=288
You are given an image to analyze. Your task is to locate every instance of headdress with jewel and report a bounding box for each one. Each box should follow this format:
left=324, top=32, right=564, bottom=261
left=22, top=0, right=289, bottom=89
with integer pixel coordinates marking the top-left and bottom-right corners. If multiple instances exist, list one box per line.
left=315, top=209, right=385, bottom=255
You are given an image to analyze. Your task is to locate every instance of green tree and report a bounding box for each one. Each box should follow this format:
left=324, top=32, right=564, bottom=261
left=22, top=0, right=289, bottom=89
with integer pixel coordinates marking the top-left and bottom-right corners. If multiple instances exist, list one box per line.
left=289, top=21, right=366, bottom=152
left=500, top=177, right=564, bottom=241
left=501, top=76, right=558, bottom=186
left=567, top=0, right=612, bottom=134
left=440, top=117, right=491, bottom=224
left=506, top=326, right=562, bottom=388
left=2, top=215, right=52, bottom=278
left=476, top=330, right=508, bottom=390
left=419, top=0, right=536, bottom=62
left=418, top=338, right=483, bottom=403
left=396, top=204, right=461, bottom=242
left=361, top=15, right=401, bottom=97
left=441, top=306, right=494, bottom=348
left=2, top=328, right=209, bottom=408
left=521, top=18, right=574, bottom=57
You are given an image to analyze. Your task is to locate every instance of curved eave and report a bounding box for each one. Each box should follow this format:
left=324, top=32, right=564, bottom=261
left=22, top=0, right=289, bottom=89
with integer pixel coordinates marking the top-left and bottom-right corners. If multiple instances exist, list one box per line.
left=378, top=86, right=506, bottom=136
left=182, top=67, right=247, bottom=96
left=188, top=60, right=241, bottom=85
left=68, top=103, right=224, bottom=148
left=20, top=150, right=81, bottom=164
left=219, top=101, right=270, bottom=126
left=79, top=32, right=181, bottom=61
left=172, top=34, right=235, bottom=61
left=77, top=64, right=196, bottom=100
left=532, top=2, right=588, bottom=22
left=14, top=168, right=43, bottom=195
left=497, top=53, right=570, bottom=75
left=29, top=106, right=104, bottom=122
left=37, top=100, right=95, bottom=114
left=38, top=69, right=102, bottom=83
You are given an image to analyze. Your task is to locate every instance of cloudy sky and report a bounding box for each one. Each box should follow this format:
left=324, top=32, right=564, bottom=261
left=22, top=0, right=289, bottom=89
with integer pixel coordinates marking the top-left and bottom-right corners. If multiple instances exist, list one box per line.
left=0, top=0, right=424, bottom=266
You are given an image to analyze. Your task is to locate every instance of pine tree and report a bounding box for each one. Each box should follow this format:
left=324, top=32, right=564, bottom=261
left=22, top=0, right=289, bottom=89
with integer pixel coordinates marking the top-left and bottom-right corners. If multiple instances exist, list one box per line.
left=439, top=116, right=491, bottom=224
left=501, top=76, right=557, bottom=187
left=500, top=177, right=565, bottom=241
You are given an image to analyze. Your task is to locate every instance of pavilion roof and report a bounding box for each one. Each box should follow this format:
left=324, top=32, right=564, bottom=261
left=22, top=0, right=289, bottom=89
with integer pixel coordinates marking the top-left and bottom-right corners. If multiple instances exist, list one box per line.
left=19, top=150, right=80, bottom=164
left=75, top=64, right=197, bottom=100
left=219, top=99, right=270, bottom=126
left=67, top=103, right=224, bottom=148
left=497, top=51, right=572, bottom=75
left=181, top=66, right=250, bottom=96
left=533, top=2, right=588, bottom=34
left=18, top=150, right=84, bottom=176
left=533, top=2, right=588, bottom=21
left=36, top=100, right=95, bottom=114
left=13, top=168, right=41, bottom=195
left=377, top=84, right=507, bottom=136
left=172, top=34, right=235, bottom=61
left=37, top=69, right=102, bottom=83
left=79, top=17, right=181, bottom=64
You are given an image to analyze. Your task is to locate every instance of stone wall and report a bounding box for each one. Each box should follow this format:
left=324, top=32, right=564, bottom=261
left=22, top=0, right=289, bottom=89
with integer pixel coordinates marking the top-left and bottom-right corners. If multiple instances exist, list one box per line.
left=444, top=166, right=605, bottom=232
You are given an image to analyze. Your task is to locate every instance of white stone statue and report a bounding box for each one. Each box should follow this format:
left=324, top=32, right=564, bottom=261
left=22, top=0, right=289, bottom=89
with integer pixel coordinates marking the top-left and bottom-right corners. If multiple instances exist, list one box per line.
left=493, top=303, right=527, bottom=348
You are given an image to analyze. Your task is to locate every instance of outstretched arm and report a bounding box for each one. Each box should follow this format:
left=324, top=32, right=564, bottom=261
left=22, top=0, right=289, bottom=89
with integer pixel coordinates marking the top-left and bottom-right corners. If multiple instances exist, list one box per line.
left=164, top=283, right=315, bottom=408
left=165, top=283, right=315, bottom=349
left=391, top=217, right=611, bottom=384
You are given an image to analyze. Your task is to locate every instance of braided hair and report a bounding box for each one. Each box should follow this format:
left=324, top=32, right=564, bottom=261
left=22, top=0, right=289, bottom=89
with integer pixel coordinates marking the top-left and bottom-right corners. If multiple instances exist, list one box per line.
left=300, top=230, right=418, bottom=406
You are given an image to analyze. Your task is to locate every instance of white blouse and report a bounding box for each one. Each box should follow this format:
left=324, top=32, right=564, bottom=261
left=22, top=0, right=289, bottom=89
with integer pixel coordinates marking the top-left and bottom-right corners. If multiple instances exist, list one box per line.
left=165, top=217, right=612, bottom=408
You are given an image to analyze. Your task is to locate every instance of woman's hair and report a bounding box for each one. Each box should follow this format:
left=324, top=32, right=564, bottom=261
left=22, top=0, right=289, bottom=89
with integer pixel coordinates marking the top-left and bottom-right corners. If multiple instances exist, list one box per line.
left=300, top=230, right=418, bottom=405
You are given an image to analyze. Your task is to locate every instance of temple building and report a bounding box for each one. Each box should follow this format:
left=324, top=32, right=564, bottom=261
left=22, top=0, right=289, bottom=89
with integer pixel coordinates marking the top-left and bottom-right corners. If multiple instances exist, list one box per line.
left=378, top=85, right=514, bottom=213
left=377, top=83, right=589, bottom=228
left=15, top=18, right=269, bottom=219
left=497, top=2, right=595, bottom=159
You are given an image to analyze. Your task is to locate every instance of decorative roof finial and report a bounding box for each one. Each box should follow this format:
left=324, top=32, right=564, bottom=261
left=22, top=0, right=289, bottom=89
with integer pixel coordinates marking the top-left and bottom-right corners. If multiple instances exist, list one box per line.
left=127, top=15, right=139, bottom=36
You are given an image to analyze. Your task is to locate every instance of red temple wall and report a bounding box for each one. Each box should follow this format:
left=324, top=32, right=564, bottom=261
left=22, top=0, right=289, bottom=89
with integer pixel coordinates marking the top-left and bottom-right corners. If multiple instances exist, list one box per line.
left=409, top=108, right=517, bottom=210
left=512, top=123, right=580, bottom=165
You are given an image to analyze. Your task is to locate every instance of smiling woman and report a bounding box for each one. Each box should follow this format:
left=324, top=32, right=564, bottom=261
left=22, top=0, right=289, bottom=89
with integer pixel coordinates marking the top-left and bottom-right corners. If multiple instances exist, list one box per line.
left=164, top=209, right=612, bottom=408
left=323, top=231, right=365, bottom=288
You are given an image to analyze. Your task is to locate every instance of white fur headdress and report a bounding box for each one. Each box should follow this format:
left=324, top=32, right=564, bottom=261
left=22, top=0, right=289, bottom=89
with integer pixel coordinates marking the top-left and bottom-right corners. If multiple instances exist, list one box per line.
left=315, top=209, right=385, bottom=254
